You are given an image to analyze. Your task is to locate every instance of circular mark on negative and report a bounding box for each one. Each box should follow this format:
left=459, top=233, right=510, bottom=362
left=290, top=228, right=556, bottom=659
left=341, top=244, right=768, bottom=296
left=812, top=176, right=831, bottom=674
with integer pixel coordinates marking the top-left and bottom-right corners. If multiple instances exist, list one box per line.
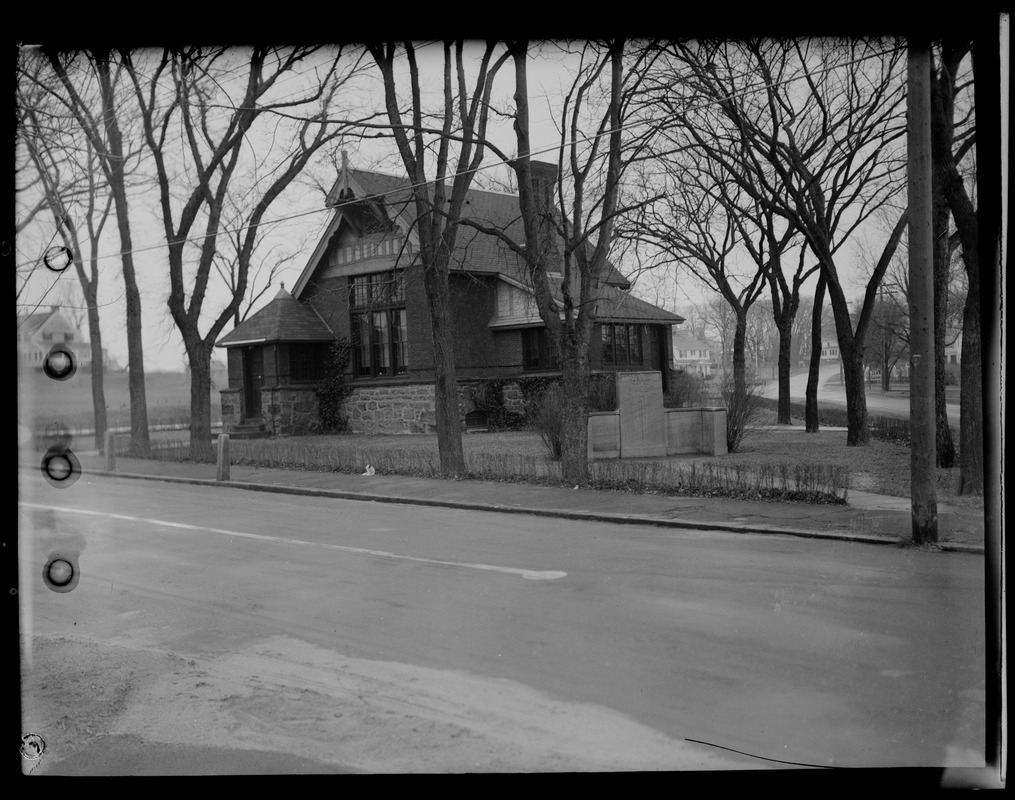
left=43, top=555, right=79, bottom=593
left=21, top=733, right=46, bottom=760
left=43, top=345, right=77, bottom=381
left=1, top=241, right=11, bottom=257
left=41, top=446, right=81, bottom=488
left=43, top=246, right=73, bottom=272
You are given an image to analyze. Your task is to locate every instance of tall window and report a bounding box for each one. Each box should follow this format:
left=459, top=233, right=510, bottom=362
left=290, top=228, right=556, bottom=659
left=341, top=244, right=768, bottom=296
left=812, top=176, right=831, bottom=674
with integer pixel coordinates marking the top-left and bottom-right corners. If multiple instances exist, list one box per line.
left=522, top=328, right=559, bottom=371
left=601, top=324, right=644, bottom=367
left=350, top=271, right=408, bottom=377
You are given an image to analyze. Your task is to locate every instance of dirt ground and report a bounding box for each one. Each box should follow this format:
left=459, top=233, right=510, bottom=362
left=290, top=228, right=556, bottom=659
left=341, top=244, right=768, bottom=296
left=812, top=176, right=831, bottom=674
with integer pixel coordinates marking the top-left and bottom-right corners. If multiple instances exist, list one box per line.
left=22, top=633, right=745, bottom=775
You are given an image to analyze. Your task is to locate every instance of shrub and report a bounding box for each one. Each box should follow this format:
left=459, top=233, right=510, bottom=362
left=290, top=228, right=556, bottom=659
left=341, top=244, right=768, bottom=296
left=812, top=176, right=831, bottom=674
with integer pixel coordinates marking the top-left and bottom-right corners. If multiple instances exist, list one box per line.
left=469, top=380, right=526, bottom=431
left=587, top=372, right=617, bottom=412
left=718, top=370, right=764, bottom=453
left=664, top=369, right=706, bottom=408
left=317, top=338, right=353, bottom=432
left=526, top=382, right=566, bottom=460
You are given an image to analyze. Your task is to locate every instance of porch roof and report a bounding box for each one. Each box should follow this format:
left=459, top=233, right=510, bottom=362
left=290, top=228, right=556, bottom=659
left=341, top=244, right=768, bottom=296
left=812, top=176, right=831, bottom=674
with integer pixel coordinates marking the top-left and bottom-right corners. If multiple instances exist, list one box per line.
left=216, top=285, right=335, bottom=347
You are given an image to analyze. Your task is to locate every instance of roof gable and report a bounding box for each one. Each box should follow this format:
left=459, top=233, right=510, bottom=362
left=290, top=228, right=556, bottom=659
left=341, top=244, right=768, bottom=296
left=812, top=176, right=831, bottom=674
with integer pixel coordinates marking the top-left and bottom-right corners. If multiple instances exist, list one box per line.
left=294, top=164, right=634, bottom=299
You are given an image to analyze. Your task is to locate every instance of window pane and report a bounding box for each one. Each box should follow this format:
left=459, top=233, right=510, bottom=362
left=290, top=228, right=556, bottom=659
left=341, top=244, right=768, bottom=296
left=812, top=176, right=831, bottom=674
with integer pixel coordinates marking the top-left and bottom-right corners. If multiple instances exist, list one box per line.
left=601, top=325, right=614, bottom=365
left=392, top=309, right=408, bottom=374
left=523, top=329, right=540, bottom=370
left=630, top=326, right=642, bottom=364
left=353, top=314, right=372, bottom=376
left=390, top=271, right=405, bottom=303
left=614, top=324, right=628, bottom=364
left=351, top=276, right=369, bottom=308
left=372, top=312, right=390, bottom=375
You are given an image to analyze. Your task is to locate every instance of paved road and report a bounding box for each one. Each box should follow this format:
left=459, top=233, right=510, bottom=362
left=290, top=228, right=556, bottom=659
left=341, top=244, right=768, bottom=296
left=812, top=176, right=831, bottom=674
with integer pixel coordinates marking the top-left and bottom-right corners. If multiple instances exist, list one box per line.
left=761, top=365, right=962, bottom=422
left=19, top=473, right=986, bottom=774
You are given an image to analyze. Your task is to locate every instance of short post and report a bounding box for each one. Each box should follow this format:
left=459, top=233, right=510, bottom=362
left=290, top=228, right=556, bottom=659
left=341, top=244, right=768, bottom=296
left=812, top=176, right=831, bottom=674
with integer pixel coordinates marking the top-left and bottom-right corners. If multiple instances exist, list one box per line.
left=216, top=433, right=230, bottom=482
left=104, top=430, right=116, bottom=472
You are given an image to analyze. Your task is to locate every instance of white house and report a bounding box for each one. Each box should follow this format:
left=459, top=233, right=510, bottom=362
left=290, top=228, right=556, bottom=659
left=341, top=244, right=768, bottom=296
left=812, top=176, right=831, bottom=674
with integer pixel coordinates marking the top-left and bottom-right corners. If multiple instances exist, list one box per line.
left=671, top=329, right=717, bottom=376
left=819, top=325, right=840, bottom=361
left=17, top=307, right=93, bottom=371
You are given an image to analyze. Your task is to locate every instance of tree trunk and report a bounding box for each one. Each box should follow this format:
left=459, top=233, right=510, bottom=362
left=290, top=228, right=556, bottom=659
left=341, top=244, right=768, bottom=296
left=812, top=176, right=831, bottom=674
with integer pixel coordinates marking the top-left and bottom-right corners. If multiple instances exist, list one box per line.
left=732, top=308, right=748, bottom=400
left=99, top=61, right=149, bottom=457
left=558, top=351, right=590, bottom=484
left=84, top=287, right=107, bottom=451
left=805, top=276, right=826, bottom=432
left=775, top=317, right=793, bottom=424
left=422, top=265, right=465, bottom=477
left=840, top=344, right=870, bottom=445
left=958, top=282, right=983, bottom=494
left=118, top=214, right=150, bottom=457
left=185, top=339, right=214, bottom=461
left=932, top=179, right=957, bottom=467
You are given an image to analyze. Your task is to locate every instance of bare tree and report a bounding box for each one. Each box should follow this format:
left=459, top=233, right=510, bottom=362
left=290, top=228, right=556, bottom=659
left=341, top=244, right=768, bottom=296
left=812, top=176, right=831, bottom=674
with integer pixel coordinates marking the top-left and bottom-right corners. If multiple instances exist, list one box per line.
left=17, top=74, right=120, bottom=449
left=930, top=38, right=980, bottom=493
left=458, top=39, right=657, bottom=481
left=367, top=40, right=511, bottom=476
left=627, top=164, right=767, bottom=400
left=123, top=46, right=369, bottom=456
left=39, top=48, right=153, bottom=455
left=211, top=191, right=304, bottom=327
left=663, top=39, right=909, bottom=445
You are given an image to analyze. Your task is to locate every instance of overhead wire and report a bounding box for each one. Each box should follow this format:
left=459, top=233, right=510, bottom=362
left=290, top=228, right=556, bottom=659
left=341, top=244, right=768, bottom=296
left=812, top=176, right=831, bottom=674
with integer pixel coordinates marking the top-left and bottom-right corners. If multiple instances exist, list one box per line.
left=15, top=39, right=907, bottom=278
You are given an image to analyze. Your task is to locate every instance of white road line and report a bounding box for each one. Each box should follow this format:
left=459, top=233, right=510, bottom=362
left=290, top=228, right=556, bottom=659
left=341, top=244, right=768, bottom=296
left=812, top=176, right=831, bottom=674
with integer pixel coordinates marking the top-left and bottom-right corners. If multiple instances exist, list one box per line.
left=19, top=502, right=567, bottom=581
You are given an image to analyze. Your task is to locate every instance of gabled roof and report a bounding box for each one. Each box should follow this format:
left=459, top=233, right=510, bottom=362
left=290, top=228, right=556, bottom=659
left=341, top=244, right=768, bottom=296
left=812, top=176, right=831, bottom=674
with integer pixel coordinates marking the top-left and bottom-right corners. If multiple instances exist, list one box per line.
left=670, top=330, right=713, bottom=350
left=17, top=307, right=60, bottom=336
left=587, top=284, right=684, bottom=324
left=296, top=163, right=633, bottom=295
left=216, top=285, right=334, bottom=347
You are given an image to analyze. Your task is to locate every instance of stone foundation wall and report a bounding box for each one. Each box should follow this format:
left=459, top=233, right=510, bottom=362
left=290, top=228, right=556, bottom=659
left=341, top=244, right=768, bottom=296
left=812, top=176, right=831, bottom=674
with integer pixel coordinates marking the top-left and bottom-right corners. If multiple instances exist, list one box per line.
left=220, top=388, right=241, bottom=430
left=264, top=386, right=320, bottom=435
left=221, top=379, right=528, bottom=437
left=342, top=380, right=525, bottom=435
left=343, top=383, right=438, bottom=434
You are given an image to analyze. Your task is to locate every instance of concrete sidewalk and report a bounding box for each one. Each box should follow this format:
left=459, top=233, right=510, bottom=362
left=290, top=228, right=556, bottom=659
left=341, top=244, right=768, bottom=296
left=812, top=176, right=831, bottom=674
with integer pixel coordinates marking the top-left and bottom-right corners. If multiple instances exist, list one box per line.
left=27, top=450, right=985, bottom=554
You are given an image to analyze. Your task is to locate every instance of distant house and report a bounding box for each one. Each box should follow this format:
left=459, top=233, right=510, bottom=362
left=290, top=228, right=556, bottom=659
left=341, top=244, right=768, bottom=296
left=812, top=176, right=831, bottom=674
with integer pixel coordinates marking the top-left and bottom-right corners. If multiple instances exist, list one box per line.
left=818, top=326, right=839, bottom=361
left=216, top=157, right=683, bottom=435
left=670, top=329, right=717, bottom=376
left=944, top=327, right=962, bottom=366
left=16, top=306, right=93, bottom=372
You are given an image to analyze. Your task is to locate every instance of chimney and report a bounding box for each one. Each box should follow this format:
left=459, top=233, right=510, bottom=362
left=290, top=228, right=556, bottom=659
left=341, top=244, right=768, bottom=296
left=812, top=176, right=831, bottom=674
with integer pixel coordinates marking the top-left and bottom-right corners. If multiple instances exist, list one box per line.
left=530, top=160, right=556, bottom=213
left=529, top=161, right=558, bottom=265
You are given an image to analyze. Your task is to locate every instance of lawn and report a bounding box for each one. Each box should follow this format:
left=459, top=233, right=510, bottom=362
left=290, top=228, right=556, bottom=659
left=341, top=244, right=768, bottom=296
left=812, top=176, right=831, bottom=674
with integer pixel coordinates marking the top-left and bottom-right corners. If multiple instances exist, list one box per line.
left=224, top=407, right=982, bottom=510
left=18, top=366, right=227, bottom=432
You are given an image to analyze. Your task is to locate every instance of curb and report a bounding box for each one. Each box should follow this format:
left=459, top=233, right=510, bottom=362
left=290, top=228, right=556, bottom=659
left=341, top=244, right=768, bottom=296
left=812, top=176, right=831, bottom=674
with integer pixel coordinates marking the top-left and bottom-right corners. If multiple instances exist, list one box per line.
left=60, top=466, right=984, bottom=555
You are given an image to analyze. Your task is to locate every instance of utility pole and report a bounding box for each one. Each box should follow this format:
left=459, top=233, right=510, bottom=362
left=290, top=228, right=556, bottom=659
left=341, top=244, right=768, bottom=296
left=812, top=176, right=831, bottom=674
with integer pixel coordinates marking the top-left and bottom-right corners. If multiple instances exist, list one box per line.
left=906, top=40, right=938, bottom=544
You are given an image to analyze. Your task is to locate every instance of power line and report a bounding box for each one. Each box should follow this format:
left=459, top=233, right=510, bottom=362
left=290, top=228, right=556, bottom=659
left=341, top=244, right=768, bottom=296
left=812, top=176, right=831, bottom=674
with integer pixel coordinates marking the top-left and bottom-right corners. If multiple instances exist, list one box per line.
left=15, top=40, right=907, bottom=276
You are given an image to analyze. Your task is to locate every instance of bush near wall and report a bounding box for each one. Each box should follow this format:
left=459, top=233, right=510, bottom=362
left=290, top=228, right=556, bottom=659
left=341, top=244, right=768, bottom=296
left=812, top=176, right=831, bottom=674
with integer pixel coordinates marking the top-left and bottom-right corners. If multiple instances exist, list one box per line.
left=519, top=372, right=618, bottom=460
left=664, top=370, right=707, bottom=408
left=516, top=372, right=617, bottom=415
left=468, top=379, right=526, bottom=431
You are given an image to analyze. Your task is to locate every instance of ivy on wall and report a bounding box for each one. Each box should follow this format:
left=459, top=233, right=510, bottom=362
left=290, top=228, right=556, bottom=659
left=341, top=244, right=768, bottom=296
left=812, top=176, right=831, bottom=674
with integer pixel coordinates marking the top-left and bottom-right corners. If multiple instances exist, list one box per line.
left=317, top=338, right=354, bottom=432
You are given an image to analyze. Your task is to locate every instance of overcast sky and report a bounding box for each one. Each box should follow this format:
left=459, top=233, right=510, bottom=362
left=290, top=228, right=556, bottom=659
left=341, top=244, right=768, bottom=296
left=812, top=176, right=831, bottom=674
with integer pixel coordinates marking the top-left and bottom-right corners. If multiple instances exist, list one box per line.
left=17, top=37, right=983, bottom=373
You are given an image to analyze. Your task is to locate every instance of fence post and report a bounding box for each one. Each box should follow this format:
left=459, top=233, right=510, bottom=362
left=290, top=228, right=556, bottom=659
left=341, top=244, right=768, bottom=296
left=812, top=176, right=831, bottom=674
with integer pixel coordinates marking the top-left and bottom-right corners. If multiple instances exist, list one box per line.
left=104, top=430, right=116, bottom=472
left=216, top=433, right=230, bottom=481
